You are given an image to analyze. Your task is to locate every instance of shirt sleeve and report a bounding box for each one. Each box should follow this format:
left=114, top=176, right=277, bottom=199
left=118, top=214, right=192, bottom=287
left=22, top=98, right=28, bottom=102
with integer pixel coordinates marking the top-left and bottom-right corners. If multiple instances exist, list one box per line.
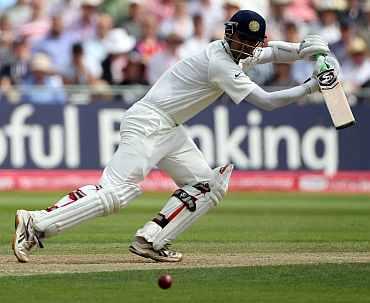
left=245, top=79, right=316, bottom=111
left=209, top=54, right=257, bottom=104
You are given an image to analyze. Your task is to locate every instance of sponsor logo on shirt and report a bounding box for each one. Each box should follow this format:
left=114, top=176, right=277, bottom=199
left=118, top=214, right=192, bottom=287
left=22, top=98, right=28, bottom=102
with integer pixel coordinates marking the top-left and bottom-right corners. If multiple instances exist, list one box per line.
left=234, top=72, right=242, bottom=78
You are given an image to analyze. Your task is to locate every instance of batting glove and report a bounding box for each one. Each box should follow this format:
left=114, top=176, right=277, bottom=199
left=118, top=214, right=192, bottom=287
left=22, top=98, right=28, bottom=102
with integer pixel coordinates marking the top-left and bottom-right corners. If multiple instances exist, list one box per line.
left=298, top=35, right=330, bottom=59
left=303, top=77, right=320, bottom=94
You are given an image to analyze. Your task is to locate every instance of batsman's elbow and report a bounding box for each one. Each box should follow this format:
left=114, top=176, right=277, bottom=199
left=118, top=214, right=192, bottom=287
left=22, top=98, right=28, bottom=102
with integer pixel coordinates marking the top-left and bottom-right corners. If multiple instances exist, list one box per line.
left=245, top=91, right=281, bottom=111
left=258, top=101, right=276, bottom=111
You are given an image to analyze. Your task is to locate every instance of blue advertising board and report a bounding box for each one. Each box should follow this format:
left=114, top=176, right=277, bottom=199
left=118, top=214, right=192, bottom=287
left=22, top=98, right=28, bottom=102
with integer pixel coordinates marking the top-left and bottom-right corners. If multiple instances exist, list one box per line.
left=0, top=97, right=368, bottom=174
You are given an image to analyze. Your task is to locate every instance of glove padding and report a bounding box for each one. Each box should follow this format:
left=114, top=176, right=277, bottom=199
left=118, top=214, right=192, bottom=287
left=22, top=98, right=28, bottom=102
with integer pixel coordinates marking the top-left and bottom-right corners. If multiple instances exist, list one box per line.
left=298, top=35, right=330, bottom=59
left=303, top=77, right=320, bottom=94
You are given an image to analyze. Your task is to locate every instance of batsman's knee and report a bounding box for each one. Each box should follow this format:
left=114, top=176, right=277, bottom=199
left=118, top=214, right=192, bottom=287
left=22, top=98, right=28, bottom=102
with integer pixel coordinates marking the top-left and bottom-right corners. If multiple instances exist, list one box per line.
left=208, top=164, right=234, bottom=205
left=98, top=183, right=142, bottom=215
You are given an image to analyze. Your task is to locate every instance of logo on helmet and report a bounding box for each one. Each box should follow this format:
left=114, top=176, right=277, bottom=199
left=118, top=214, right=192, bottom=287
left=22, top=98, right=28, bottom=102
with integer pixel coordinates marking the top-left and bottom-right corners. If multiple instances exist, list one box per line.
left=249, top=20, right=260, bottom=32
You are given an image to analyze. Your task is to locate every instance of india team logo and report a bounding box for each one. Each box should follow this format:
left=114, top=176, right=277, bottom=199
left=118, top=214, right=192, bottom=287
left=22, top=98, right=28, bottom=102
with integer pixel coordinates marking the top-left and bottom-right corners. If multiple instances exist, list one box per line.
left=249, top=20, right=260, bottom=32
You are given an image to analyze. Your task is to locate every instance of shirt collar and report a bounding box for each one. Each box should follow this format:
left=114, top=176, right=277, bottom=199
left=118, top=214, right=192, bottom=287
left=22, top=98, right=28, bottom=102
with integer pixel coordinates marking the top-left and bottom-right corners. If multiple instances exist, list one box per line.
left=221, top=40, right=238, bottom=64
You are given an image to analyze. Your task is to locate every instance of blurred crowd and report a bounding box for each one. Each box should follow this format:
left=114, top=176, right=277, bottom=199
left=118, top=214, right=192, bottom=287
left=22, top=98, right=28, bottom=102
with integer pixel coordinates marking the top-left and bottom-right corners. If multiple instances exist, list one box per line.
left=0, top=0, right=370, bottom=104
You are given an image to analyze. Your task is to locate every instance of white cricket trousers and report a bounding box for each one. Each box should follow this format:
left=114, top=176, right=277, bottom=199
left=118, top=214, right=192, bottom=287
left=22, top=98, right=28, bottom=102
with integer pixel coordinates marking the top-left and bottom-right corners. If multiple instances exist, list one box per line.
left=31, top=101, right=214, bottom=238
left=99, top=101, right=213, bottom=189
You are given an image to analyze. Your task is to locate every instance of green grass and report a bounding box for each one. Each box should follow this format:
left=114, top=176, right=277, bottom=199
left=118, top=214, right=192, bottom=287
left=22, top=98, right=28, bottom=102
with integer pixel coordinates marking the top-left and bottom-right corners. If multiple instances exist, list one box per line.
left=1, top=264, right=370, bottom=303
left=0, top=192, right=369, bottom=255
left=0, top=191, right=369, bottom=302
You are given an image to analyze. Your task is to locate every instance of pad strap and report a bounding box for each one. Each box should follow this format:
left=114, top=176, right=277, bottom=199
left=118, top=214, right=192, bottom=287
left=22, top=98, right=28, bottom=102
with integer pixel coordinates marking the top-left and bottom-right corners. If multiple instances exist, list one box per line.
left=172, top=189, right=197, bottom=212
left=151, top=183, right=211, bottom=229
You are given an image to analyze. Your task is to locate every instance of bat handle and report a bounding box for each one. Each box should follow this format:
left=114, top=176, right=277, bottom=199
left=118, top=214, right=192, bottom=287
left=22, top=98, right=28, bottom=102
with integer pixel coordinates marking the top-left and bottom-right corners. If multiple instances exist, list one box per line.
left=314, top=54, right=331, bottom=73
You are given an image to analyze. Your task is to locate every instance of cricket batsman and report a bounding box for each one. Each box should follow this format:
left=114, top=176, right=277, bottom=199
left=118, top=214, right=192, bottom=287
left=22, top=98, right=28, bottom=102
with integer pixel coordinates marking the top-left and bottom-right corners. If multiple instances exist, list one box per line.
left=12, top=10, right=338, bottom=263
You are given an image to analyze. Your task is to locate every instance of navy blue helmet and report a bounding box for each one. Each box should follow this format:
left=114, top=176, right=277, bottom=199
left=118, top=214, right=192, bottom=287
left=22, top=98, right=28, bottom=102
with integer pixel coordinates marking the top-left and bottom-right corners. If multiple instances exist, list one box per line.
left=224, top=10, right=266, bottom=62
left=225, top=10, right=266, bottom=42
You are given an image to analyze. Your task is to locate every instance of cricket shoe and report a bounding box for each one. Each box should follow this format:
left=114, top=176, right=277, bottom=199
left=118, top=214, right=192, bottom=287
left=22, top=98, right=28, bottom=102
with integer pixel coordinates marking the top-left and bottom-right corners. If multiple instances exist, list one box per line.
left=12, top=210, right=44, bottom=263
left=129, top=236, right=182, bottom=262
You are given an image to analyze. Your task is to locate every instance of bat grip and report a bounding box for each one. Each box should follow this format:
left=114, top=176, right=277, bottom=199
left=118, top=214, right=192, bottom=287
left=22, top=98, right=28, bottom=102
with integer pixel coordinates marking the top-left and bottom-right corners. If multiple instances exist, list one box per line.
left=314, top=54, right=331, bottom=73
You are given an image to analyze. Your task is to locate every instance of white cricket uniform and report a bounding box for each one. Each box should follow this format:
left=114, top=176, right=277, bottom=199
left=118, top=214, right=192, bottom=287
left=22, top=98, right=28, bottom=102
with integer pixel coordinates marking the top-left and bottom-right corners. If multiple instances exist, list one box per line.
left=15, top=35, right=324, bottom=261
left=100, top=40, right=257, bottom=188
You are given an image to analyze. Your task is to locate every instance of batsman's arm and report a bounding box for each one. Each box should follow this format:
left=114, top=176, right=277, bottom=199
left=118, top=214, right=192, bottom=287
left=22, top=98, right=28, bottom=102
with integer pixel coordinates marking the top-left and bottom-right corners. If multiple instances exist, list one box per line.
left=255, top=35, right=330, bottom=64
left=257, top=42, right=300, bottom=64
left=245, top=78, right=318, bottom=111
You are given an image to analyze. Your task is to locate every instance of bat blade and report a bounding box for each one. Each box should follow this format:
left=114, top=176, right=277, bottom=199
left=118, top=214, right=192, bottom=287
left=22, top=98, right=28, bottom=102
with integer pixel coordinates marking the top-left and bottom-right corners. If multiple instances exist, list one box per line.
left=317, top=68, right=355, bottom=129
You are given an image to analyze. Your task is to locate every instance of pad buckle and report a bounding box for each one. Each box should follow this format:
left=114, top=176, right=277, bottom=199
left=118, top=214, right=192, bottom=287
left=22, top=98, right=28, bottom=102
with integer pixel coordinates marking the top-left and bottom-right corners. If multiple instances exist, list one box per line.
left=173, top=189, right=197, bottom=212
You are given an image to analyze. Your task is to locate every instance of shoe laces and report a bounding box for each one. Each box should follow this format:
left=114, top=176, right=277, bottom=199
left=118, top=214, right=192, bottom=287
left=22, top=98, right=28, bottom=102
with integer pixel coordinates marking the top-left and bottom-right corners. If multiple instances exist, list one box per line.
left=162, top=243, right=171, bottom=250
left=25, top=217, right=44, bottom=249
left=23, top=240, right=36, bottom=251
left=32, top=234, right=44, bottom=249
left=160, top=243, right=178, bottom=255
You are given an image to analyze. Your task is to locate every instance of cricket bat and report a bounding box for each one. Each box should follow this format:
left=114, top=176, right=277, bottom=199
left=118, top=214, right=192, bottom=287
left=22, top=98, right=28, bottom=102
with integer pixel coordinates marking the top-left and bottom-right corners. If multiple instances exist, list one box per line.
left=315, top=55, right=356, bottom=129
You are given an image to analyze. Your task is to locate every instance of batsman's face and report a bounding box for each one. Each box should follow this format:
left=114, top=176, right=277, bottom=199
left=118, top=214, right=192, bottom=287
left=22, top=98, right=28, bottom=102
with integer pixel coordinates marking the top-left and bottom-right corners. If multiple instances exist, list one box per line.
left=229, top=33, right=263, bottom=61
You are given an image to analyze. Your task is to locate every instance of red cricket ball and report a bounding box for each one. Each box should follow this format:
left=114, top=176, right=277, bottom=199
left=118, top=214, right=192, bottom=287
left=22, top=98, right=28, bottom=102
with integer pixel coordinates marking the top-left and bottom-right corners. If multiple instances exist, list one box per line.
left=158, top=274, right=172, bottom=289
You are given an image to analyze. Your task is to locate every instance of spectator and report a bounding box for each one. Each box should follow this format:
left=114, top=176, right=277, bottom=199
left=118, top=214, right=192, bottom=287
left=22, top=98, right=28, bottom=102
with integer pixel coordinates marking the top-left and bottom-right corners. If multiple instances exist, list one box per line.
left=283, top=21, right=312, bottom=83
left=1, top=0, right=370, bottom=105
left=49, top=0, right=80, bottom=28
left=0, top=38, right=31, bottom=84
left=0, top=15, right=20, bottom=103
left=284, top=0, right=317, bottom=24
left=121, top=53, right=148, bottom=85
left=267, top=0, right=293, bottom=41
left=311, top=0, right=347, bottom=44
left=284, top=21, right=301, bottom=42
left=5, top=0, right=32, bottom=28
left=0, top=15, right=14, bottom=66
left=211, top=0, right=240, bottom=40
left=122, top=0, right=144, bottom=39
left=144, top=0, right=175, bottom=22
left=17, top=0, right=50, bottom=42
left=344, top=0, right=364, bottom=23
left=245, top=63, right=274, bottom=85
left=341, top=36, right=370, bottom=93
left=330, top=18, right=354, bottom=64
left=241, top=0, right=269, bottom=17
left=101, top=28, right=136, bottom=84
left=223, top=0, right=241, bottom=20
left=265, top=63, right=299, bottom=87
left=63, top=42, right=97, bottom=85
left=0, top=76, right=20, bottom=104
left=0, top=13, right=13, bottom=36
left=20, top=52, right=66, bottom=104
left=358, top=1, right=370, bottom=49
left=136, top=15, right=163, bottom=63
left=89, top=79, right=113, bottom=102
left=188, top=0, right=223, bottom=41
left=32, top=15, right=79, bottom=74
left=84, top=13, right=113, bottom=78
left=67, top=0, right=102, bottom=40
left=179, top=14, right=209, bottom=58
left=147, top=33, right=183, bottom=84
left=159, top=0, right=193, bottom=40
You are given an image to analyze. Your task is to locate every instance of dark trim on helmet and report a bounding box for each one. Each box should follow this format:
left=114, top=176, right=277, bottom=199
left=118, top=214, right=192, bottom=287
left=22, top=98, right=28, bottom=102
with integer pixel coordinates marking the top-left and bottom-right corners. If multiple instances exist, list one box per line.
left=224, top=21, right=266, bottom=42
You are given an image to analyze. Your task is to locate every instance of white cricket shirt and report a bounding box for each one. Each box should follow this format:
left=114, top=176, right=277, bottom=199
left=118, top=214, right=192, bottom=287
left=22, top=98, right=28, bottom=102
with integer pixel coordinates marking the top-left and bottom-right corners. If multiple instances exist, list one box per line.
left=140, top=40, right=257, bottom=124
